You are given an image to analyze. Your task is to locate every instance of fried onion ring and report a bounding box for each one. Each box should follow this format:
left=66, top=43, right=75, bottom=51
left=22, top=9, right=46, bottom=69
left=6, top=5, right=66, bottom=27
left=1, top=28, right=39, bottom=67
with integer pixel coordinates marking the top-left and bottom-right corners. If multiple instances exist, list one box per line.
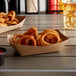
left=8, top=11, right=16, bottom=20
left=0, top=23, right=7, bottom=27
left=0, top=11, right=19, bottom=27
left=14, top=18, right=19, bottom=23
left=36, top=35, right=41, bottom=46
left=41, top=29, right=59, bottom=36
left=6, top=21, right=18, bottom=25
left=0, top=18, right=5, bottom=23
left=12, top=27, right=62, bottom=46
left=24, top=27, right=38, bottom=39
left=16, top=35, right=37, bottom=46
left=0, top=12, right=7, bottom=17
left=38, top=32, right=61, bottom=46
left=12, top=34, right=37, bottom=46
left=12, top=34, right=26, bottom=43
left=3, top=15, right=9, bottom=22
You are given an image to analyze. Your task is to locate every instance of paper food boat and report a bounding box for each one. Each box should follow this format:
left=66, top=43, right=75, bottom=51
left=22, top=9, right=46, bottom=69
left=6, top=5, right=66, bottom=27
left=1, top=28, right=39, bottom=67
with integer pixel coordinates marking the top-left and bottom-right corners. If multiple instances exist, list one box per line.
left=7, top=30, right=69, bottom=56
left=0, top=16, right=26, bottom=34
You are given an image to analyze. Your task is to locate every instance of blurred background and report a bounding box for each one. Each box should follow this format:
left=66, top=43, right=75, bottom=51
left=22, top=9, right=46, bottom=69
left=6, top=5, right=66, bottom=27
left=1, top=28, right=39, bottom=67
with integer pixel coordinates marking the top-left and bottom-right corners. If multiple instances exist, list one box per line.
left=0, top=0, right=63, bottom=14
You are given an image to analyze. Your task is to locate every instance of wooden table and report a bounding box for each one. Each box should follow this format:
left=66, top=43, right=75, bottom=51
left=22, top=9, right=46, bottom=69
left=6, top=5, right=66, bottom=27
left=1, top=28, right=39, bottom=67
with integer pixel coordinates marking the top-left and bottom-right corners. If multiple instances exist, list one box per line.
left=0, top=15, right=76, bottom=72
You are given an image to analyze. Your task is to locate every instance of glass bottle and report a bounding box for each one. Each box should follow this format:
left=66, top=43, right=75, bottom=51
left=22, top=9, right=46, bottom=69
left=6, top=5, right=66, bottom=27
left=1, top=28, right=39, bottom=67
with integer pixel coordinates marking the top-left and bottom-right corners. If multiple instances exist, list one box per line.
left=46, top=0, right=63, bottom=14
left=0, top=0, right=8, bottom=13
left=46, top=0, right=58, bottom=14
left=25, top=0, right=40, bottom=14
left=8, top=0, right=20, bottom=14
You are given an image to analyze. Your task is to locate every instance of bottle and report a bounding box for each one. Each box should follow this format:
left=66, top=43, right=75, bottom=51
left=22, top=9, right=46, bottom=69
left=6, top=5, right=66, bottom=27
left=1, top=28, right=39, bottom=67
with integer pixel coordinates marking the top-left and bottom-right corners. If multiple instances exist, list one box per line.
left=46, top=0, right=63, bottom=14
left=8, top=0, right=20, bottom=14
left=25, top=0, right=39, bottom=14
left=0, top=0, right=8, bottom=13
left=46, top=0, right=58, bottom=14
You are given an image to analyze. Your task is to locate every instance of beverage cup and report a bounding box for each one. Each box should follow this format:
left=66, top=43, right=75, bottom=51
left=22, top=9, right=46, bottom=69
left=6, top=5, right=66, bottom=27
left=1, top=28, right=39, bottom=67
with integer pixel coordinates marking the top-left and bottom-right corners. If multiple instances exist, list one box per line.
left=63, top=0, right=76, bottom=29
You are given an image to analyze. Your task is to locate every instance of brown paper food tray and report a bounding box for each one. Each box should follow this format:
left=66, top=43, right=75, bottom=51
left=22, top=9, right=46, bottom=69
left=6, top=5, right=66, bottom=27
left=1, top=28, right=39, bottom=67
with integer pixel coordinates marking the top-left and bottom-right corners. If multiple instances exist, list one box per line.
left=7, top=30, right=69, bottom=56
left=0, top=16, right=26, bottom=34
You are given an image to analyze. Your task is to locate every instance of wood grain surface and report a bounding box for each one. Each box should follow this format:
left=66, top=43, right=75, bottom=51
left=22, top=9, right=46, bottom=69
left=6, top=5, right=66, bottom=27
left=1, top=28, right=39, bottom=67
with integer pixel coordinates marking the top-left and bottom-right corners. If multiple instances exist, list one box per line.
left=0, top=15, right=76, bottom=71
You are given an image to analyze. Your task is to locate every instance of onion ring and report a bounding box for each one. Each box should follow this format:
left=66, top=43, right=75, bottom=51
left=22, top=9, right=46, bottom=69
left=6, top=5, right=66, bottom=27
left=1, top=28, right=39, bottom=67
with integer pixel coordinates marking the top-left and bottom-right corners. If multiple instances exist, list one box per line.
left=0, top=12, right=7, bottom=17
left=24, top=27, right=38, bottom=39
left=12, top=34, right=25, bottom=43
left=6, top=21, right=18, bottom=25
left=36, top=35, right=41, bottom=46
left=0, top=18, right=5, bottom=23
left=38, top=32, right=61, bottom=46
left=15, top=35, right=36, bottom=46
left=14, top=18, right=19, bottom=23
left=8, top=11, right=16, bottom=20
left=12, top=27, right=62, bottom=46
left=41, top=29, right=59, bottom=36
left=0, top=23, right=7, bottom=27
left=3, top=15, right=9, bottom=22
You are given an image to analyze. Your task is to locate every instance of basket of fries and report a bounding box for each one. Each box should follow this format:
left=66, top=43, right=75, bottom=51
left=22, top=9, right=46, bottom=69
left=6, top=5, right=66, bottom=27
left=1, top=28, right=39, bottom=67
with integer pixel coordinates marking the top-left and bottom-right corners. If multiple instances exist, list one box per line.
left=7, top=27, right=69, bottom=56
left=0, top=11, right=26, bottom=34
